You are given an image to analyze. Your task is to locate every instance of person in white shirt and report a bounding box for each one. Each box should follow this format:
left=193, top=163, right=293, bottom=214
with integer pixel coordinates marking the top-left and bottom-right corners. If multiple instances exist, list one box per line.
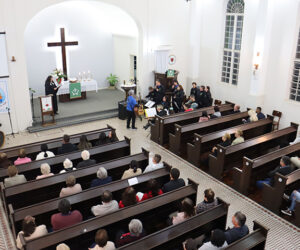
left=36, top=163, right=54, bottom=179
left=60, top=158, right=76, bottom=173
left=198, top=229, right=228, bottom=250
left=35, top=144, right=55, bottom=160
left=91, top=190, right=119, bottom=217
left=16, top=216, right=48, bottom=249
left=60, top=175, right=82, bottom=197
left=89, top=229, right=116, bottom=250
left=143, top=153, right=163, bottom=173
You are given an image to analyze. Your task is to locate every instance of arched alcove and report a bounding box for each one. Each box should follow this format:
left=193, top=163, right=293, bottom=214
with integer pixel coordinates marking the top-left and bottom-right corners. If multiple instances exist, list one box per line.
left=25, top=0, right=140, bottom=96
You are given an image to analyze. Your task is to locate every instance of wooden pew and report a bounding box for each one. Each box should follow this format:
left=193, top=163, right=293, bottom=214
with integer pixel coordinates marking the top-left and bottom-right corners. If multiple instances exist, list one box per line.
left=20, top=180, right=198, bottom=250
left=151, top=102, right=234, bottom=145
left=1, top=125, right=115, bottom=161
left=169, top=111, right=249, bottom=155
left=187, top=117, right=274, bottom=167
left=118, top=198, right=229, bottom=250
left=209, top=124, right=299, bottom=180
left=9, top=165, right=172, bottom=237
left=233, top=143, right=300, bottom=195
left=262, top=169, right=300, bottom=214
left=0, top=149, right=147, bottom=210
left=224, top=221, right=269, bottom=250
left=0, top=137, right=131, bottom=182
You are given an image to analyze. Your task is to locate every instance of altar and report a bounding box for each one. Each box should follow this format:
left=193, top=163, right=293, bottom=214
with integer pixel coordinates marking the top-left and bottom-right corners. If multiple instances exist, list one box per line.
left=57, top=80, right=98, bottom=102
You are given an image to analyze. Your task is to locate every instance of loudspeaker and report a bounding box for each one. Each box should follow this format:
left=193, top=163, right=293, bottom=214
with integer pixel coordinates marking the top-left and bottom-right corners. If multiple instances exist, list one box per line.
left=118, top=101, right=127, bottom=120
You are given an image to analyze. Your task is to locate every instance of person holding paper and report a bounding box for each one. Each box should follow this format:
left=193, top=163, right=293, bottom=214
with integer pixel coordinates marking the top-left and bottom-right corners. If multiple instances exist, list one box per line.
left=45, top=75, right=60, bottom=114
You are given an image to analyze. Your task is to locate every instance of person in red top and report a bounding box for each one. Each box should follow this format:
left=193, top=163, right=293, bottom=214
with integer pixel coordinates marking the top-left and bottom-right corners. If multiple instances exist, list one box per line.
left=51, top=199, right=82, bottom=231
left=116, top=219, right=145, bottom=247
left=119, top=187, right=140, bottom=208
left=141, top=179, right=163, bottom=201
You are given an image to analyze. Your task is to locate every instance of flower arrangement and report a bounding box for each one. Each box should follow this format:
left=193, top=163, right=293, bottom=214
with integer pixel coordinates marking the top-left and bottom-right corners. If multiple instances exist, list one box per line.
left=52, top=68, right=66, bottom=84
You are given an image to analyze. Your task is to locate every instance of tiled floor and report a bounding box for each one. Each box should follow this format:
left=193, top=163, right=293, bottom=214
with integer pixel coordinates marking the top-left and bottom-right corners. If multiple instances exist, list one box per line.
left=1, top=117, right=300, bottom=250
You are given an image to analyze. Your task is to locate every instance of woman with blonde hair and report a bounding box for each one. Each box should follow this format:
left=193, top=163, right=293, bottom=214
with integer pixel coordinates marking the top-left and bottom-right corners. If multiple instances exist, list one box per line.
left=211, top=133, right=232, bottom=156
left=243, top=109, right=258, bottom=123
left=36, top=163, right=54, bottom=179
left=59, top=175, right=82, bottom=197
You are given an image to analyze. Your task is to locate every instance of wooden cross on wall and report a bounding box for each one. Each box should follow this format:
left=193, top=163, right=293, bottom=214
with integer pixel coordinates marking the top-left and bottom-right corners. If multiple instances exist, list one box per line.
left=47, top=28, right=78, bottom=80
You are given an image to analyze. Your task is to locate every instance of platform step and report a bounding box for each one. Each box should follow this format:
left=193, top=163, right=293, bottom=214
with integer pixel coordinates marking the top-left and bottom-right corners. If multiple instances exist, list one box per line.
left=28, top=109, right=118, bottom=133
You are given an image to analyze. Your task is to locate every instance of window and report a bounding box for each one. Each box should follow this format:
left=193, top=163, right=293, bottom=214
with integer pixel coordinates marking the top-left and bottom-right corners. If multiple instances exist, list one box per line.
left=221, top=0, right=244, bottom=85
left=290, top=28, right=300, bottom=102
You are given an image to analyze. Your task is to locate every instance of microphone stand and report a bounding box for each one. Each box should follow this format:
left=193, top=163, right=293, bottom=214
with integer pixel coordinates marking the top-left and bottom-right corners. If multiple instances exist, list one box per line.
left=6, top=107, right=15, bottom=138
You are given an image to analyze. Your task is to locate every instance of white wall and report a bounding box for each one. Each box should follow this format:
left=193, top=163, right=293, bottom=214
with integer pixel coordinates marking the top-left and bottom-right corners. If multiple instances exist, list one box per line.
left=0, top=0, right=191, bottom=134
left=189, top=0, right=300, bottom=129
left=113, top=35, right=138, bottom=89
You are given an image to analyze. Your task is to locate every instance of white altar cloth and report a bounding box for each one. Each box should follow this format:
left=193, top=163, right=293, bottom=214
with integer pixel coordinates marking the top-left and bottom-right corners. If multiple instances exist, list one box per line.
left=57, top=80, right=98, bottom=95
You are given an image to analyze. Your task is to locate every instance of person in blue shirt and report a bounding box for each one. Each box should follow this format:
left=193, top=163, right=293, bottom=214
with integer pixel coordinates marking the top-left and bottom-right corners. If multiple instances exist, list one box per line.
left=126, top=90, right=138, bottom=129
left=256, top=107, right=266, bottom=120
left=225, top=211, right=249, bottom=244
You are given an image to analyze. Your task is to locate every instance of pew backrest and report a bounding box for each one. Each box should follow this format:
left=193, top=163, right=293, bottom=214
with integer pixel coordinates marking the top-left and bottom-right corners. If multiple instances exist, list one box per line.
left=0, top=137, right=130, bottom=182
left=21, top=179, right=198, bottom=250
left=2, top=125, right=115, bottom=160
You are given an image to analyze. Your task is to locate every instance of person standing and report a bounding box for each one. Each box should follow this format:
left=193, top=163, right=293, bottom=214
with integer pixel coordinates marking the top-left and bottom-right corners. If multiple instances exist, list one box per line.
left=126, top=90, right=138, bottom=129
left=45, top=75, right=60, bottom=115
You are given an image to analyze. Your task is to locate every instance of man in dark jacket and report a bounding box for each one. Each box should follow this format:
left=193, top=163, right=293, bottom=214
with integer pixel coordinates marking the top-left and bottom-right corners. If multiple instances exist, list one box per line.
left=57, top=134, right=77, bottom=155
left=225, top=211, right=249, bottom=244
left=198, top=85, right=209, bottom=108
left=162, top=168, right=185, bottom=193
left=154, top=80, right=165, bottom=104
left=256, top=107, right=266, bottom=120
left=76, top=150, right=96, bottom=168
left=256, top=156, right=293, bottom=189
left=190, top=82, right=200, bottom=101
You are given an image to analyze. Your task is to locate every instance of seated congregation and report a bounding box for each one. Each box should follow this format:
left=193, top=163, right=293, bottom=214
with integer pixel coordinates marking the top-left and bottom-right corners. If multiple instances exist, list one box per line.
left=0, top=124, right=269, bottom=250
left=148, top=84, right=300, bottom=228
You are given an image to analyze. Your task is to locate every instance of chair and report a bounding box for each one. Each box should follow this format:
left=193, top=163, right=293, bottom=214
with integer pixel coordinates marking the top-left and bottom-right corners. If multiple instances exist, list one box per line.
left=272, top=110, right=282, bottom=130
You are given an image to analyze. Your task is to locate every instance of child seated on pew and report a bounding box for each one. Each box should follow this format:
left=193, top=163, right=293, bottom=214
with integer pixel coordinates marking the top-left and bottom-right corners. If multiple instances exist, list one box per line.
left=199, top=111, right=210, bottom=122
left=36, top=163, right=54, bottom=179
left=89, top=229, right=116, bottom=250
left=16, top=215, right=48, bottom=249
left=14, top=149, right=32, bottom=166
left=59, top=158, right=76, bottom=173
left=59, top=175, right=82, bottom=198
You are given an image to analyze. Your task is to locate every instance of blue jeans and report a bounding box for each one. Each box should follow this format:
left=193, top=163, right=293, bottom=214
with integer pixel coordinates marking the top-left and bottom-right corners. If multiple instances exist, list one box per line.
left=289, top=190, right=300, bottom=211
left=256, top=178, right=271, bottom=189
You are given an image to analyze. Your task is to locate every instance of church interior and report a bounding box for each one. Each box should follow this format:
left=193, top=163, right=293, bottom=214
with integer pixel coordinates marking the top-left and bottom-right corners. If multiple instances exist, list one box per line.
left=0, top=0, right=299, bottom=249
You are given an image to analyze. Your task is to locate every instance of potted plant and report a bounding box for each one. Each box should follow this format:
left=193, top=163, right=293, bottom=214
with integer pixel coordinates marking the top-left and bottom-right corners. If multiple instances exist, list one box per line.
left=106, top=74, right=118, bottom=89
left=52, top=68, right=66, bottom=85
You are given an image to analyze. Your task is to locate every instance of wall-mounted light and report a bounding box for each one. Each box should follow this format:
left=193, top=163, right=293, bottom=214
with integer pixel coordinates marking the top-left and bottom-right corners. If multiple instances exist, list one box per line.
left=253, top=52, right=260, bottom=75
